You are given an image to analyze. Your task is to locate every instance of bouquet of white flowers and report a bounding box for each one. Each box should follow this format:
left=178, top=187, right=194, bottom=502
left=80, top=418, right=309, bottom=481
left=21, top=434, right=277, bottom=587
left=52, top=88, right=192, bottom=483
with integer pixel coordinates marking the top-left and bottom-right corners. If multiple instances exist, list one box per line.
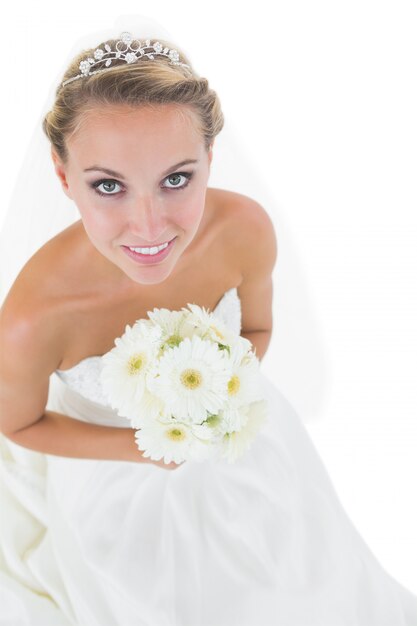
left=99, top=302, right=269, bottom=464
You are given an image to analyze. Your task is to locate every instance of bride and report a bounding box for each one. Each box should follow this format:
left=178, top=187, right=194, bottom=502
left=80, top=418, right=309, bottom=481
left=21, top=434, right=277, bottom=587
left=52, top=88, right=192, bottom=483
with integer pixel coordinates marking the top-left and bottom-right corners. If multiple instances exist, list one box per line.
left=0, top=21, right=416, bottom=626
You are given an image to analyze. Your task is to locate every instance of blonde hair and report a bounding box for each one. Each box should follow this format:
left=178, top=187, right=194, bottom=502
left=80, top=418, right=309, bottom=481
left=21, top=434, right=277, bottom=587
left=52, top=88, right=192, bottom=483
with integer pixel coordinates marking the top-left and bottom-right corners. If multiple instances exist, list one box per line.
left=42, top=36, right=225, bottom=163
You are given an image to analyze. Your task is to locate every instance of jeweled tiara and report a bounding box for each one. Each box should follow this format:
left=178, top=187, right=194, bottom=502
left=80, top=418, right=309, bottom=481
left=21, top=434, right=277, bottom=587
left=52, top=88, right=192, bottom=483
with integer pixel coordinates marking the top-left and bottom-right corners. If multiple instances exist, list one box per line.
left=62, top=31, right=190, bottom=87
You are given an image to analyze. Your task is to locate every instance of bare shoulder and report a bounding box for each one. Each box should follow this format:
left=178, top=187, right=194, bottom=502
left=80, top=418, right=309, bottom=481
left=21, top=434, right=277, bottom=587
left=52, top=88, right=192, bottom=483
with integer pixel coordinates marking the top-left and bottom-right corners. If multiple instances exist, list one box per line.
left=211, top=188, right=278, bottom=335
left=211, top=188, right=278, bottom=276
left=0, top=284, right=64, bottom=406
left=0, top=222, right=80, bottom=373
left=0, top=237, right=72, bottom=434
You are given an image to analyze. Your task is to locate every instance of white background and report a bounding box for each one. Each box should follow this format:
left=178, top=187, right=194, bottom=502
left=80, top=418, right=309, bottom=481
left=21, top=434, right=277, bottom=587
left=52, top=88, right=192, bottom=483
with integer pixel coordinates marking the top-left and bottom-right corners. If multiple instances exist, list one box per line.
left=0, top=0, right=416, bottom=594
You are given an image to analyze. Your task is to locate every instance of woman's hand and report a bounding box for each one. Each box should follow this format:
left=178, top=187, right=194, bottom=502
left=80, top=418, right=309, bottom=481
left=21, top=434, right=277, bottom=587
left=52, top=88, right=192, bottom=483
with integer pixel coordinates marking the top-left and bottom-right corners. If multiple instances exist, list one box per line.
left=147, top=457, right=185, bottom=470
left=128, top=430, right=185, bottom=469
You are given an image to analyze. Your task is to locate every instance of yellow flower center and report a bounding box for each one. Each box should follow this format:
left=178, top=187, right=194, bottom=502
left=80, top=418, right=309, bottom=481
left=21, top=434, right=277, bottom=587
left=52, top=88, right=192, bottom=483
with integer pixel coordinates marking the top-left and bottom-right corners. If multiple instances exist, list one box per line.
left=127, top=352, right=147, bottom=375
left=166, top=426, right=187, bottom=442
left=227, top=374, right=240, bottom=395
left=181, top=368, right=203, bottom=389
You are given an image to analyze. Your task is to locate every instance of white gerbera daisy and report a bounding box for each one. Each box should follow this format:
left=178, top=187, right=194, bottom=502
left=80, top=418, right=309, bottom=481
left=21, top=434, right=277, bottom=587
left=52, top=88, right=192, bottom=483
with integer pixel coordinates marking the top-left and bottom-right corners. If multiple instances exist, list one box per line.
left=120, top=385, right=167, bottom=428
left=220, top=398, right=269, bottom=464
left=223, top=339, right=265, bottom=410
left=146, top=335, right=233, bottom=424
left=100, top=321, right=162, bottom=415
left=184, top=303, right=237, bottom=347
left=146, top=307, right=193, bottom=347
left=218, top=406, right=249, bottom=435
left=134, top=419, right=194, bottom=464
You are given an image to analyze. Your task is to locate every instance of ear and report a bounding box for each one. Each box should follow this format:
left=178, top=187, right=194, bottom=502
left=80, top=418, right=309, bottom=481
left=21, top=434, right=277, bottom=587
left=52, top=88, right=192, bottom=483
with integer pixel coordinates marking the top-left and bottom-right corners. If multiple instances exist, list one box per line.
left=50, top=147, right=73, bottom=200
left=208, top=141, right=214, bottom=166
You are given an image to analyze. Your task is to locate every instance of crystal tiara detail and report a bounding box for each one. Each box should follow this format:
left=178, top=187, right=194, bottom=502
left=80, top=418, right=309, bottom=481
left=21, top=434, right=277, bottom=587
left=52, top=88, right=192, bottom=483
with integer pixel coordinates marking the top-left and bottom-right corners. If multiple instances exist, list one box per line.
left=61, top=31, right=190, bottom=87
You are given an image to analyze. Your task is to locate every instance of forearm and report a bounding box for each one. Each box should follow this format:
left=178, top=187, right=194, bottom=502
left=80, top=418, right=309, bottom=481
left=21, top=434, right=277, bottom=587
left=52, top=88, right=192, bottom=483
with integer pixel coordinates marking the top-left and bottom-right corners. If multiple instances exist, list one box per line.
left=241, top=330, right=272, bottom=362
left=4, top=410, right=144, bottom=463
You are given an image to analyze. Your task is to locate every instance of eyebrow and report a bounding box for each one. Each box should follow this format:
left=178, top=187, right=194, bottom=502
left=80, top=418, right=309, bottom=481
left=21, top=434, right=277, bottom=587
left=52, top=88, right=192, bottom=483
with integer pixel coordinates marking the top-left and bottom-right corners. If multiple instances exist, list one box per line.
left=83, top=159, right=199, bottom=180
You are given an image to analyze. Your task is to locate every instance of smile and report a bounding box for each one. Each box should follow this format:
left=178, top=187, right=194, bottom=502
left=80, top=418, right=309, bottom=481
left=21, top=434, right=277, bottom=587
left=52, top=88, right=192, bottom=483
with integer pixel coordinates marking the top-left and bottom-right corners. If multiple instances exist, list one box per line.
left=128, top=242, right=169, bottom=255
left=121, top=237, right=177, bottom=265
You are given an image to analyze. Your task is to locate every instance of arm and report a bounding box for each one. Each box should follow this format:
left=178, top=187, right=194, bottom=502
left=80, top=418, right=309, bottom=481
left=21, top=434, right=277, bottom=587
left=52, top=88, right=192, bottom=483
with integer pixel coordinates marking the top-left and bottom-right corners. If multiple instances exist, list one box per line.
left=240, top=330, right=272, bottom=363
left=234, top=197, right=278, bottom=363
left=0, top=295, right=144, bottom=463
left=5, top=411, right=144, bottom=463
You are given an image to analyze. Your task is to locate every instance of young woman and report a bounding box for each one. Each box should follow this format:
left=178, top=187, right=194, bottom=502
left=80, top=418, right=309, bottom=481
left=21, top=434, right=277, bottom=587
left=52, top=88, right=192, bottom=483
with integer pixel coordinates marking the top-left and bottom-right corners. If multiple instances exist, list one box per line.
left=0, top=25, right=416, bottom=626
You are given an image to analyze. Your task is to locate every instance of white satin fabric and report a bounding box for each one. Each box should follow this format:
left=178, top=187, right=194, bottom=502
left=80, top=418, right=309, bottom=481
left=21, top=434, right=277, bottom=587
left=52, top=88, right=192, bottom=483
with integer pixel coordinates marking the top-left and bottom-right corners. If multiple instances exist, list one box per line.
left=1, top=287, right=416, bottom=626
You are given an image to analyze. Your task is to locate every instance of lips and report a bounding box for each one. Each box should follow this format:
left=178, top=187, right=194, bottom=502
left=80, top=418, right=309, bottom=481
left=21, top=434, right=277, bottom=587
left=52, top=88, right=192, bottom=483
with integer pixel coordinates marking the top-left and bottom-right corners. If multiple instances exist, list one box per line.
left=125, top=237, right=175, bottom=248
left=121, top=237, right=177, bottom=265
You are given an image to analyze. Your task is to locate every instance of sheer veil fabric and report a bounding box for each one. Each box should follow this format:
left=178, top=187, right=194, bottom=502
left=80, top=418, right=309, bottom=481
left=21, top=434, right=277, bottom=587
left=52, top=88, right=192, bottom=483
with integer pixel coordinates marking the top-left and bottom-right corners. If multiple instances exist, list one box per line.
left=0, top=14, right=326, bottom=422
left=0, top=14, right=416, bottom=626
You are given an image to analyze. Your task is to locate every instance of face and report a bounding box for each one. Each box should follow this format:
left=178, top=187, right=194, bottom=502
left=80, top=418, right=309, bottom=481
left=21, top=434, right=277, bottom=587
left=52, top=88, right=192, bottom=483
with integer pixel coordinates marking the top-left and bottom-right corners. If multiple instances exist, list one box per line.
left=52, top=103, right=213, bottom=286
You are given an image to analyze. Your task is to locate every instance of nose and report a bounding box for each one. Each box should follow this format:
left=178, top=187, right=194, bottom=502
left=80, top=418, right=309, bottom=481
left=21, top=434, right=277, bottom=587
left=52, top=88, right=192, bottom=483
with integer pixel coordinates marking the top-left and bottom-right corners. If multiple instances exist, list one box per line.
left=127, top=196, right=169, bottom=244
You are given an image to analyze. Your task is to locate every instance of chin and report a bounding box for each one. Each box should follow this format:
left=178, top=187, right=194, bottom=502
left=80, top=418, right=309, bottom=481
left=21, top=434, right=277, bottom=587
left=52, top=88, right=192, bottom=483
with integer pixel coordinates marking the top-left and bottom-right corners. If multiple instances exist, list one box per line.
left=128, top=269, right=175, bottom=287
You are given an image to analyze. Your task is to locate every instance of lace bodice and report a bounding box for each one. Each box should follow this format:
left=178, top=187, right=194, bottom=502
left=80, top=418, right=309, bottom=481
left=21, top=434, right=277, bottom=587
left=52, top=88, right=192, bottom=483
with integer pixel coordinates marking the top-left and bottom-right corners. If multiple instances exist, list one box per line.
left=55, top=287, right=241, bottom=407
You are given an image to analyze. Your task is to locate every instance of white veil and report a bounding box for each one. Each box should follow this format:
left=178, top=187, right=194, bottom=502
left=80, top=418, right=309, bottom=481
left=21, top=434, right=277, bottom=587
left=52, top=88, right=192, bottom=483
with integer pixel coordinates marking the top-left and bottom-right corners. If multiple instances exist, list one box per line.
left=0, top=13, right=327, bottom=423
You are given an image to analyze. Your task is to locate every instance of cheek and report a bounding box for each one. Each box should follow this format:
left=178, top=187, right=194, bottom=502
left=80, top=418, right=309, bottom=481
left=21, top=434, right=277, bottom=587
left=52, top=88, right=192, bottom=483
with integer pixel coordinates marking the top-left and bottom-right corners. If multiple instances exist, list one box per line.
left=78, top=206, right=119, bottom=243
left=177, top=190, right=206, bottom=229
left=180, top=204, right=204, bottom=230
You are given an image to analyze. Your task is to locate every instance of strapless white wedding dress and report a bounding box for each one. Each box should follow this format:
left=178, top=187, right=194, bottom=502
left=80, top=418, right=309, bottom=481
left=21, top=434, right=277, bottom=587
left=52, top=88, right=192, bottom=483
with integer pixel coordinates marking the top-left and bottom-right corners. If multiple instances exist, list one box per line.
left=1, top=287, right=416, bottom=626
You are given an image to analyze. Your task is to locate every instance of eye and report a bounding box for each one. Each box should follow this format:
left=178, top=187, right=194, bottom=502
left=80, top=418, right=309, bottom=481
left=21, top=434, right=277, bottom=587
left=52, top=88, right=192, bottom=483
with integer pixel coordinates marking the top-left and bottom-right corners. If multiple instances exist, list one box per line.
left=162, top=172, right=193, bottom=191
left=89, top=171, right=194, bottom=199
left=91, top=179, right=123, bottom=197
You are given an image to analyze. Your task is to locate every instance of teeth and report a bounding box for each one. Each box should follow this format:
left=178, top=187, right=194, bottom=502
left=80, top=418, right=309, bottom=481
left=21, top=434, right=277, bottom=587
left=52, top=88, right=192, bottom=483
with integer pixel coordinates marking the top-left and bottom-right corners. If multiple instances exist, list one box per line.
left=128, top=241, right=169, bottom=255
